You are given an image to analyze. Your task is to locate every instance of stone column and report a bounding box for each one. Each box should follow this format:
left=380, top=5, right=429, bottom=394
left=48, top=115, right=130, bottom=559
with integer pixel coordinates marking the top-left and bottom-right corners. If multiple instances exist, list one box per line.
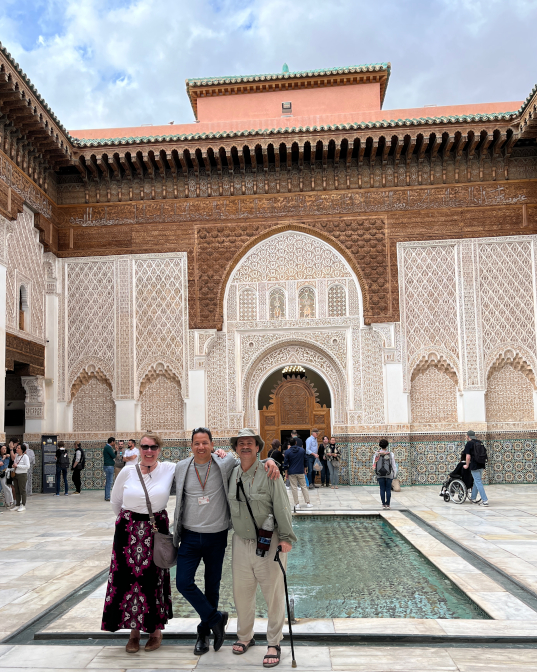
left=459, top=390, right=486, bottom=423
left=185, top=369, right=207, bottom=430
left=43, top=253, right=59, bottom=433
left=385, top=362, right=410, bottom=424
left=21, top=375, right=46, bottom=434
left=115, top=400, right=139, bottom=433
left=0, top=261, right=6, bottom=441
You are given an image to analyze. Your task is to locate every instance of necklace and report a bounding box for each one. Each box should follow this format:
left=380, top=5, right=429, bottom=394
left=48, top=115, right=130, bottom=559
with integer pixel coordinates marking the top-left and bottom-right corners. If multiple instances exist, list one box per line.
left=236, top=460, right=260, bottom=494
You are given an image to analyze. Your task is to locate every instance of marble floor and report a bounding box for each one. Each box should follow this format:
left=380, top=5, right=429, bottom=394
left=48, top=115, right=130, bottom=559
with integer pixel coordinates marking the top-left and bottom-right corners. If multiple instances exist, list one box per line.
left=3, top=484, right=537, bottom=669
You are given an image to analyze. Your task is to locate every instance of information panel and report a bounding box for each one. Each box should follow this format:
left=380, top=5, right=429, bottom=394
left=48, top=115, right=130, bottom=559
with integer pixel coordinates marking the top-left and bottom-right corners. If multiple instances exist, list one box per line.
left=41, top=435, right=57, bottom=494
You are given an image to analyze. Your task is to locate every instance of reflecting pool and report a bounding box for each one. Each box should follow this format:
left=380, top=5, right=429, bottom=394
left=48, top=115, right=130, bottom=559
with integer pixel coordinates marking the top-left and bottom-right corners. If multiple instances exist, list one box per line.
left=171, top=516, right=489, bottom=619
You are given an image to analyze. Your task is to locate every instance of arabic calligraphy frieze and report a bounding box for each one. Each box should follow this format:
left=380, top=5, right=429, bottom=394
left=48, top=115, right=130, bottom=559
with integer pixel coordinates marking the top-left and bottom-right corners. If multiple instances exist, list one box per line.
left=57, top=183, right=532, bottom=228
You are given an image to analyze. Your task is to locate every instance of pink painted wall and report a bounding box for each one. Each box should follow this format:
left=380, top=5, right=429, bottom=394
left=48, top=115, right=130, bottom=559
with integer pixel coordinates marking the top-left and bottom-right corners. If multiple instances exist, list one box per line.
left=196, top=82, right=382, bottom=122
left=70, top=100, right=523, bottom=140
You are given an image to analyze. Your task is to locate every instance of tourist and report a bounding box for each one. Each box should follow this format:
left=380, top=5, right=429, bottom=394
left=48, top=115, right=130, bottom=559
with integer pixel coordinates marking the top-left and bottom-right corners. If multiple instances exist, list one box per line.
left=284, top=437, right=312, bottom=509
left=305, top=428, right=319, bottom=489
left=318, top=436, right=331, bottom=487
left=71, top=442, right=85, bottom=495
left=10, top=443, right=30, bottom=512
left=0, top=444, right=14, bottom=509
left=173, top=427, right=280, bottom=657
left=268, top=439, right=284, bottom=476
left=326, top=437, right=342, bottom=489
left=55, top=441, right=70, bottom=496
left=373, top=439, right=396, bottom=508
left=102, top=437, right=116, bottom=501
left=103, top=433, right=174, bottom=653
left=463, top=430, right=489, bottom=506
left=114, top=439, right=125, bottom=480
left=123, top=438, right=139, bottom=467
left=290, top=430, right=303, bottom=448
left=24, top=443, right=35, bottom=496
left=229, top=428, right=296, bottom=668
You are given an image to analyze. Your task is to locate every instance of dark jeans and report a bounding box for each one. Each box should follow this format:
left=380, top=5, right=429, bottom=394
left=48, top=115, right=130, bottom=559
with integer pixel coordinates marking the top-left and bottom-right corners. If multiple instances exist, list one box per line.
left=56, top=467, right=68, bottom=495
left=72, top=468, right=81, bottom=493
left=378, top=477, right=392, bottom=505
left=176, top=528, right=228, bottom=635
left=320, top=459, right=330, bottom=485
left=307, top=454, right=317, bottom=486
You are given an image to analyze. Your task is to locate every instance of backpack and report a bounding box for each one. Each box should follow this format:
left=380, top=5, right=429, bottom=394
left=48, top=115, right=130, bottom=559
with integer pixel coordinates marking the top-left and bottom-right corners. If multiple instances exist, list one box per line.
left=472, top=440, right=487, bottom=466
left=375, top=454, right=391, bottom=477
left=72, top=447, right=86, bottom=470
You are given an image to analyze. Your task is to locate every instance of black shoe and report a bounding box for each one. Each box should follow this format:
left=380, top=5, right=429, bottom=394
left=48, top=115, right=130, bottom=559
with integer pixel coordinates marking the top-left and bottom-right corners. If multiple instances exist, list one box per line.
left=212, top=611, right=228, bottom=652
left=194, top=633, right=211, bottom=656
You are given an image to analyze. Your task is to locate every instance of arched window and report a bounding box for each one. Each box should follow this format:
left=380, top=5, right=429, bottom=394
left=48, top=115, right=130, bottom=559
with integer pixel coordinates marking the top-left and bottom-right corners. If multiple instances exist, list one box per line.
left=299, top=287, right=315, bottom=319
left=328, top=284, right=347, bottom=317
left=239, top=288, right=257, bottom=321
left=269, top=288, right=286, bottom=320
left=19, top=285, right=28, bottom=331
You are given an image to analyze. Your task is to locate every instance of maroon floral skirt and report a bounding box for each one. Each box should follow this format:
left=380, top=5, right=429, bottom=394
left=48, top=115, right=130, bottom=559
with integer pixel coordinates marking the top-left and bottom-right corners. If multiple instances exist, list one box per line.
left=102, top=509, right=173, bottom=633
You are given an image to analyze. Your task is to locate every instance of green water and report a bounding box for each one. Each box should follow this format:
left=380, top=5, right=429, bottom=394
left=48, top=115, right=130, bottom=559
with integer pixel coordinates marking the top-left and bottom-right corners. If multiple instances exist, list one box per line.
left=171, top=516, right=489, bottom=619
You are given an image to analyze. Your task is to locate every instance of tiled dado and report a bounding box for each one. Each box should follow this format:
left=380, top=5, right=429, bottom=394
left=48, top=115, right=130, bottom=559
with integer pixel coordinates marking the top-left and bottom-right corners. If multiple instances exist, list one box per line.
left=22, top=432, right=537, bottom=491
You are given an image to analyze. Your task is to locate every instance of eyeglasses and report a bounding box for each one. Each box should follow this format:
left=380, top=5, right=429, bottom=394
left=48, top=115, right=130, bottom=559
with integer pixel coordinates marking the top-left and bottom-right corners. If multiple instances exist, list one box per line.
left=140, top=444, right=159, bottom=451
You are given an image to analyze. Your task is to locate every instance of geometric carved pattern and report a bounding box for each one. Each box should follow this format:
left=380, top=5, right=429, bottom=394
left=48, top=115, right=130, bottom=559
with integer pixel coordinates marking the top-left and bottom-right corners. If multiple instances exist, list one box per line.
left=6, top=209, right=46, bottom=342
left=410, top=367, right=458, bottom=424
left=400, top=244, right=459, bottom=365
left=140, top=374, right=184, bottom=432
left=485, top=364, right=535, bottom=422
left=66, top=260, right=115, bottom=391
left=135, top=257, right=186, bottom=386
left=328, top=284, right=346, bottom=317
left=478, top=241, right=536, bottom=358
left=232, top=231, right=351, bottom=283
left=239, top=288, right=257, bottom=321
left=73, top=377, right=116, bottom=432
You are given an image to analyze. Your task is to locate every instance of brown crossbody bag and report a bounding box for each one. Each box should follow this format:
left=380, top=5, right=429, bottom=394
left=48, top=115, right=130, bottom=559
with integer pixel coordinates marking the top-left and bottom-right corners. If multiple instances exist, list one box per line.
left=135, top=464, right=177, bottom=569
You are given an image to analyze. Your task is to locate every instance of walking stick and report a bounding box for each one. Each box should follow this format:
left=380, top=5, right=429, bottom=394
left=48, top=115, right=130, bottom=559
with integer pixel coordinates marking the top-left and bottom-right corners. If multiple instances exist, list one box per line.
left=274, top=545, right=297, bottom=668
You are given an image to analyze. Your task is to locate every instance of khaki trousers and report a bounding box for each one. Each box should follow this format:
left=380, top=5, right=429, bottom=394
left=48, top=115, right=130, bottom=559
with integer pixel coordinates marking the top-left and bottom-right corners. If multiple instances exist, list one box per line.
left=289, top=474, right=310, bottom=505
left=232, top=531, right=287, bottom=647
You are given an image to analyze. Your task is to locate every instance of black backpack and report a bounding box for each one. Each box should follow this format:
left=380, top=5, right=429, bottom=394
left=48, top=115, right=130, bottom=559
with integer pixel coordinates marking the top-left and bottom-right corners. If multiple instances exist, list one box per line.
left=376, top=454, right=391, bottom=477
left=72, top=447, right=86, bottom=470
left=472, top=440, right=487, bottom=466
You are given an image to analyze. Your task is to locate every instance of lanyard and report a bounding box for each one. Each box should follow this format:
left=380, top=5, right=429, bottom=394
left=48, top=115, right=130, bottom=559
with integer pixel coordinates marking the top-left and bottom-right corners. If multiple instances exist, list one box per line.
left=193, top=459, right=212, bottom=491
left=236, top=460, right=260, bottom=495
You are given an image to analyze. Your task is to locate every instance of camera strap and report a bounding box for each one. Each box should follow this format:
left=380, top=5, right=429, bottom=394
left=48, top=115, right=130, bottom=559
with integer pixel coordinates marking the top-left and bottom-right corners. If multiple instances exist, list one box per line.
left=237, top=479, right=259, bottom=536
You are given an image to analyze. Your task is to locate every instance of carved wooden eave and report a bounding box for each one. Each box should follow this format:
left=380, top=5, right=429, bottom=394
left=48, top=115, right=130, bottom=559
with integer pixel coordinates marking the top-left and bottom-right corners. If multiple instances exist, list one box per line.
left=517, top=83, right=537, bottom=140
left=0, top=42, right=75, bottom=181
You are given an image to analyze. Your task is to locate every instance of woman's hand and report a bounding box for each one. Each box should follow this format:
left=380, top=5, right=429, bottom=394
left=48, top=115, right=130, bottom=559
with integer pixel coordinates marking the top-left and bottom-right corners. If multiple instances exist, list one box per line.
left=279, top=541, right=292, bottom=553
left=214, top=449, right=227, bottom=459
left=264, top=459, right=280, bottom=480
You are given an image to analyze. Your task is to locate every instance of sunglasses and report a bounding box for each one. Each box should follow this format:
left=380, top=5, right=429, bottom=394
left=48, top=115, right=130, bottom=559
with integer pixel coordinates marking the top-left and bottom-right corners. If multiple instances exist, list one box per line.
left=140, top=444, right=159, bottom=451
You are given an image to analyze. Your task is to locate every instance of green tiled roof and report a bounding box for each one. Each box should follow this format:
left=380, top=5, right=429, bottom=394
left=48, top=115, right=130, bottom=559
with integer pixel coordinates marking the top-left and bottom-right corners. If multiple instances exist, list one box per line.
left=186, top=63, right=391, bottom=87
left=73, top=110, right=520, bottom=147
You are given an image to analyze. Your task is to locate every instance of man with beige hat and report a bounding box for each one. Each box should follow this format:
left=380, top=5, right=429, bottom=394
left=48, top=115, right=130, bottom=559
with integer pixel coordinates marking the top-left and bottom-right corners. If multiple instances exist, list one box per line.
left=227, top=428, right=296, bottom=668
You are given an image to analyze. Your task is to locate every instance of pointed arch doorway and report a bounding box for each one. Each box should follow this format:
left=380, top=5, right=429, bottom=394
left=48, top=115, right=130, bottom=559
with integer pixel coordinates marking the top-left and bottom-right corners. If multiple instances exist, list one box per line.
left=258, top=368, right=331, bottom=459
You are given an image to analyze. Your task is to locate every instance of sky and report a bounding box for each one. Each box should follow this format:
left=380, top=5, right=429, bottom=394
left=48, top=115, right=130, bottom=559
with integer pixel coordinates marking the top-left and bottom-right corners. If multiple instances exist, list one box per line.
left=1, top=0, right=536, bottom=132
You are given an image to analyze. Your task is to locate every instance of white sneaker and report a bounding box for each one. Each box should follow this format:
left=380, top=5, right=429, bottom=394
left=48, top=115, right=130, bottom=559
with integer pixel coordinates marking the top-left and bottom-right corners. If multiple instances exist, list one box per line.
left=306, top=503, right=313, bottom=508
left=294, top=504, right=300, bottom=509
left=17, top=505, right=26, bottom=512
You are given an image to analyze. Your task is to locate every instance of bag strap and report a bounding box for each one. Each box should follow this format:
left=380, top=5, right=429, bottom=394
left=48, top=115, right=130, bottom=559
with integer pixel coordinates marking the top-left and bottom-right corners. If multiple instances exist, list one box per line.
left=237, top=479, right=259, bottom=536
left=135, top=464, right=157, bottom=533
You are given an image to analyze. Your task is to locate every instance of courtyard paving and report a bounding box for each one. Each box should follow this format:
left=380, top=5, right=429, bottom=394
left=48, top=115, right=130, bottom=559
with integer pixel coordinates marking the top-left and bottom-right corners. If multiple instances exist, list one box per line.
left=2, top=483, right=537, bottom=669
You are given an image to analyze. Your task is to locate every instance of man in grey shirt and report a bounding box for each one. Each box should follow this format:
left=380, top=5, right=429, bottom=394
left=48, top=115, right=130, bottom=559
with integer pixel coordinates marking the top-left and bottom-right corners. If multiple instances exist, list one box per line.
left=173, top=427, right=279, bottom=656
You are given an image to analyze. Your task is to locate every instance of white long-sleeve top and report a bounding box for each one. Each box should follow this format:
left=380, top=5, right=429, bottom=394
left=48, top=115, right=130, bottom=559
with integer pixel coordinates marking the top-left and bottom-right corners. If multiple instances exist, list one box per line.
left=13, top=453, right=30, bottom=473
left=111, top=461, right=176, bottom=516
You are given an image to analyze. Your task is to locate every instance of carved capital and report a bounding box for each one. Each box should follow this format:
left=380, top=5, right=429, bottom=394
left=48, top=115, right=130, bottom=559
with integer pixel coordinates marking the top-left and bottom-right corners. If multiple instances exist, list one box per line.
left=21, top=375, right=46, bottom=419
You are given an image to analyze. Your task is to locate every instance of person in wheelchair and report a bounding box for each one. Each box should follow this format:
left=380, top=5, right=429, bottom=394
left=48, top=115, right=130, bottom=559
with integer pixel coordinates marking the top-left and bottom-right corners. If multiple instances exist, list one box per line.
left=439, top=451, right=478, bottom=504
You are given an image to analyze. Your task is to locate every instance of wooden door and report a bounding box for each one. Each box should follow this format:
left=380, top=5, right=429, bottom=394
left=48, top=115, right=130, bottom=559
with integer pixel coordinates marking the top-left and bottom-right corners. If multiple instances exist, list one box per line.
left=259, top=376, right=330, bottom=458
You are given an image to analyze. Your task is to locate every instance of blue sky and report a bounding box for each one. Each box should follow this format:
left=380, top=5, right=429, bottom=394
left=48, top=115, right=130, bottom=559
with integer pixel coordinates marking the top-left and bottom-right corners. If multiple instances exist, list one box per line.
left=1, top=0, right=536, bottom=131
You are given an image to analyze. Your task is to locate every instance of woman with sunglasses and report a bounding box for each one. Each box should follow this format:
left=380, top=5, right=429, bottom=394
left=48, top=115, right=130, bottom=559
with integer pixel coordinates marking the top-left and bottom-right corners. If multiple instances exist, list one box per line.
left=102, top=432, right=176, bottom=653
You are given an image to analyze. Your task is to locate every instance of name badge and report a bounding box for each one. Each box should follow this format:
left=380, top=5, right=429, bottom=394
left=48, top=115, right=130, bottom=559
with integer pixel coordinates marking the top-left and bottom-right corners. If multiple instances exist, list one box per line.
left=198, top=496, right=210, bottom=506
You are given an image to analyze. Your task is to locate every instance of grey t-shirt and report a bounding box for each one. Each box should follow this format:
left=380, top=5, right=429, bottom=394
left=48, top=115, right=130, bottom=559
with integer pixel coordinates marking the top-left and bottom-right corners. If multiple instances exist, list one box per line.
left=182, top=458, right=229, bottom=533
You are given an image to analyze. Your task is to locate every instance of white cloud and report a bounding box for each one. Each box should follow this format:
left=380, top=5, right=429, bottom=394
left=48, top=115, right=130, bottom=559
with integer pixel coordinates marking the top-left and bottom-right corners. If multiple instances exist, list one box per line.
left=1, top=0, right=536, bottom=132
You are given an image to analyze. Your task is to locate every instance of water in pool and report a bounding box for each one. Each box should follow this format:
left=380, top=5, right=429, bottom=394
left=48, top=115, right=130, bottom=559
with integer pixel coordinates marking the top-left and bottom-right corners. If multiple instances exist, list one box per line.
left=171, top=516, right=488, bottom=619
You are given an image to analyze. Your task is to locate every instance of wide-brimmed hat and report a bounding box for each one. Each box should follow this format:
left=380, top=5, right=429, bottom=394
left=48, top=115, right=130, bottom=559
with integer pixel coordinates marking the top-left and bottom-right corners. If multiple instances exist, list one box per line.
left=230, top=428, right=265, bottom=452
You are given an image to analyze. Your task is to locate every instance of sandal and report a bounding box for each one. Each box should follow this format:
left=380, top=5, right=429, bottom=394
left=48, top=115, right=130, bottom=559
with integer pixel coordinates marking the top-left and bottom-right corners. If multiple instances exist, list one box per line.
left=263, top=645, right=281, bottom=668
left=233, top=638, right=255, bottom=655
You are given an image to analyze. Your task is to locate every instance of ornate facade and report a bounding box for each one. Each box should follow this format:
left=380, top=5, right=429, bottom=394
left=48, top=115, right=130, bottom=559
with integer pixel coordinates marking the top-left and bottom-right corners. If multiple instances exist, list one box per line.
left=0, top=44, right=537, bottom=487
